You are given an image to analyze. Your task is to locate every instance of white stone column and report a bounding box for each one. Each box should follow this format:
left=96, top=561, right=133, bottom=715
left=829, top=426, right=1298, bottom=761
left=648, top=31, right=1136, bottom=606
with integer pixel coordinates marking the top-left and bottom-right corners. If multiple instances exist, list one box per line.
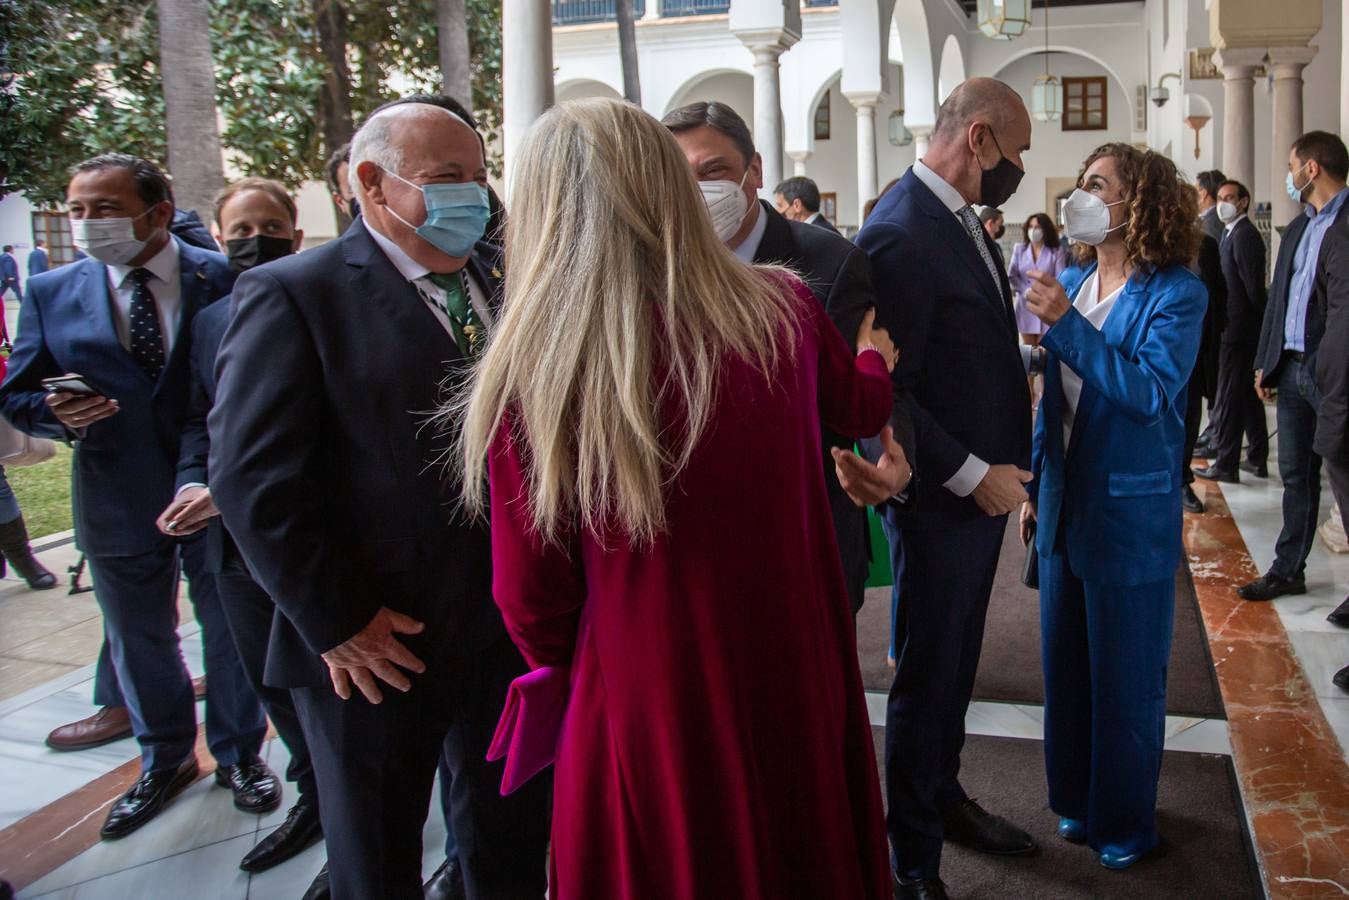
left=742, top=39, right=789, bottom=192
left=846, top=91, right=882, bottom=226
left=912, top=125, right=933, bottom=160
left=643, top=0, right=659, bottom=21
left=502, top=0, right=554, bottom=203
left=1212, top=47, right=1263, bottom=198
left=787, top=150, right=811, bottom=176
left=1268, top=45, right=1318, bottom=230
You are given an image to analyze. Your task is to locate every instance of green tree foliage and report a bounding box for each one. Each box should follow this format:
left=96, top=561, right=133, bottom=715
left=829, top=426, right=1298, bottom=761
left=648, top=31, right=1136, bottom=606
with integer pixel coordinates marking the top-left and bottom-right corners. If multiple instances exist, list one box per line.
left=0, top=0, right=503, bottom=205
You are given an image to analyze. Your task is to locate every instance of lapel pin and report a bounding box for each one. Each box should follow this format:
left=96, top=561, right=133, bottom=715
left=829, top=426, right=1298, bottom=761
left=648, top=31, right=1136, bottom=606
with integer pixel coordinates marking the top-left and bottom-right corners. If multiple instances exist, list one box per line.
left=491, top=267, right=502, bottom=279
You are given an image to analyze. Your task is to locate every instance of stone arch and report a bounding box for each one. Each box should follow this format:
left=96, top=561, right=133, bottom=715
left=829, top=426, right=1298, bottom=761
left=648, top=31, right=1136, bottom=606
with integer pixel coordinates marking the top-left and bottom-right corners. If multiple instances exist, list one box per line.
left=664, top=68, right=755, bottom=118
left=938, top=34, right=965, bottom=103
left=891, top=0, right=935, bottom=125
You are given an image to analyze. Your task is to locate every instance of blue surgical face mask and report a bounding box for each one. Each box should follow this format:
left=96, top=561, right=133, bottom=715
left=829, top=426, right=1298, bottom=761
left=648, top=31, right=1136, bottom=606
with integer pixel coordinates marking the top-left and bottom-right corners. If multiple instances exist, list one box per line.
left=381, top=168, right=490, bottom=257
left=1286, top=162, right=1312, bottom=204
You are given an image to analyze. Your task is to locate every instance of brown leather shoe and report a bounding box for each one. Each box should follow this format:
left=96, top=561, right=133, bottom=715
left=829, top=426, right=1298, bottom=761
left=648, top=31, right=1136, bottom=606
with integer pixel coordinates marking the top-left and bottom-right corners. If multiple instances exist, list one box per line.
left=193, top=676, right=207, bottom=701
left=46, top=706, right=133, bottom=751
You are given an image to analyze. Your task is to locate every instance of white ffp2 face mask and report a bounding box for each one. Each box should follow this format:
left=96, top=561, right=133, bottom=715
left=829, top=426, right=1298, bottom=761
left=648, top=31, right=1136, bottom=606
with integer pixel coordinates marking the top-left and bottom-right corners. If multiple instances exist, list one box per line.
left=1027, top=227, right=1044, bottom=245
left=1061, top=188, right=1127, bottom=247
left=1216, top=201, right=1240, bottom=224
left=699, top=169, right=752, bottom=243
left=70, top=209, right=154, bottom=266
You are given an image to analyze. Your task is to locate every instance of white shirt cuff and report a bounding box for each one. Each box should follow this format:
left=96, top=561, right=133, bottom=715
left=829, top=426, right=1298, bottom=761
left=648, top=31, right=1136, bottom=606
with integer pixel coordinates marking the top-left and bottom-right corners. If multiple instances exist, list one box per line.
left=943, top=454, right=989, bottom=498
left=176, top=482, right=207, bottom=495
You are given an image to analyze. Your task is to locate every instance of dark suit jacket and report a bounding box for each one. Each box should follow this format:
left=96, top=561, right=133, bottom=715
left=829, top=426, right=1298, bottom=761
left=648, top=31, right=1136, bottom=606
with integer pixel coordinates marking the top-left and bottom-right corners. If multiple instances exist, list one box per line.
left=809, top=214, right=842, bottom=236
left=1220, top=217, right=1267, bottom=343
left=751, top=201, right=911, bottom=608
left=175, top=297, right=233, bottom=572
left=27, top=248, right=48, bottom=277
left=0, top=239, right=235, bottom=556
left=856, top=168, right=1031, bottom=531
left=0, top=254, right=18, bottom=287
left=209, top=220, right=506, bottom=688
left=1314, top=222, right=1349, bottom=464
left=1193, top=233, right=1226, bottom=398
left=1256, top=201, right=1349, bottom=387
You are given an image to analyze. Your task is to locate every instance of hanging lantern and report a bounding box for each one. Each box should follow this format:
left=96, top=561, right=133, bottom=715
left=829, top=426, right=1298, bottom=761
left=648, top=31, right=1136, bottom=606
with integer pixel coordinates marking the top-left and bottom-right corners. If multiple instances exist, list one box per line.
left=888, top=109, right=914, bottom=147
left=1029, top=2, right=1060, bottom=122
left=977, top=0, right=1031, bottom=40
left=1032, top=73, right=1063, bottom=122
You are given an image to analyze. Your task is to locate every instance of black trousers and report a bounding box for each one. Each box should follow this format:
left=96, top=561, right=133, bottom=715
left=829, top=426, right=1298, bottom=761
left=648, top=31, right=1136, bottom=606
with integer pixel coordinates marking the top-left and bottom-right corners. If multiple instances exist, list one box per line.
left=216, top=549, right=317, bottom=799
left=1325, top=458, right=1349, bottom=551
left=886, top=512, right=1007, bottom=880
left=1182, top=373, right=1204, bottom=485
left=293, top=634, right=551, bottom=900
left=1211, top=340, right=1270, bottom=473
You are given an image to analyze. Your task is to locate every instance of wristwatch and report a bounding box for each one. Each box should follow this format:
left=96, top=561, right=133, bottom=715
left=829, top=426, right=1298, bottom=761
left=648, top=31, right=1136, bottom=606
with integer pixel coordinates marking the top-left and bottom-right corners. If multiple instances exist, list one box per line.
left=1027, top=346, right=1048, bottom=376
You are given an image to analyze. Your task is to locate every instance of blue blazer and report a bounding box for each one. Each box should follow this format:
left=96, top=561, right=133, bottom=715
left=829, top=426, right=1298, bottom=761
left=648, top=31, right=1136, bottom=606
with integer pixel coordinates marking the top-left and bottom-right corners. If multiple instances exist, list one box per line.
left=1031, top=262, right=1207, bottom=586
left=0, top=239, right=236, bottom=556
left=857, top=167, right=1030, bottom=530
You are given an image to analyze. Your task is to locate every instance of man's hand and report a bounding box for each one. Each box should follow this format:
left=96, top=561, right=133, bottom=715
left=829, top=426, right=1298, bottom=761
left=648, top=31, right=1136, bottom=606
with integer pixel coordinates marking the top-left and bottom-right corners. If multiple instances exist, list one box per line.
left=321, top=607, right=427, bottom=704
left=857, top=309, right=899, bottom=373
left=1019, top=501, right=1037, bottom=546
left=972, top=464, right=1034, bottom=517
left=1254, top=369, right=1275, bottom=402
left=45, top=388, right=119, bottom=430
left=155, top=486, right=219, bottom=537
left=1024, top=270, right=1072, bottom=326
left=830, top=426, right=912, bottom=506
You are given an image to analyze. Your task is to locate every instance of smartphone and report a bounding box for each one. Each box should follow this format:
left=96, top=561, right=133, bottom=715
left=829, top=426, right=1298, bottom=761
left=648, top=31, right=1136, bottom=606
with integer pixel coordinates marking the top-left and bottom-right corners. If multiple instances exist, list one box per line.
left=41, top=375, right=100, bottom=397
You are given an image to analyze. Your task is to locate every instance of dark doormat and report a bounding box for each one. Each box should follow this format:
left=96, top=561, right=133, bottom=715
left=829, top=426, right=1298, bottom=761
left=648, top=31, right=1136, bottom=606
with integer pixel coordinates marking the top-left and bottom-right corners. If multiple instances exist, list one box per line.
left=871, top=730, right=1261, bottom=900
left=856, top=519, right=1224, bottom=719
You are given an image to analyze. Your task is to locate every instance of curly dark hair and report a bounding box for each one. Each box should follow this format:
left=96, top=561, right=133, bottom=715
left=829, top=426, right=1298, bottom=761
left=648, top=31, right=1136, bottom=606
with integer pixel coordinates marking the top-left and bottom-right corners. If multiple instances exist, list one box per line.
left=1022, top=212, right=1060, bottom=249
left=1072, top=143, right=1200, bottom=271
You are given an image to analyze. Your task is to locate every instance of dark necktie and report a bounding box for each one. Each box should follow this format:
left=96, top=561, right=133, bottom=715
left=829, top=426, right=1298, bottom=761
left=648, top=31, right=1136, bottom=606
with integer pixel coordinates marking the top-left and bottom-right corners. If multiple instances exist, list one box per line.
left=427, top=271, right=481, bottom=357
left=128, top=268, right=166, bottom=379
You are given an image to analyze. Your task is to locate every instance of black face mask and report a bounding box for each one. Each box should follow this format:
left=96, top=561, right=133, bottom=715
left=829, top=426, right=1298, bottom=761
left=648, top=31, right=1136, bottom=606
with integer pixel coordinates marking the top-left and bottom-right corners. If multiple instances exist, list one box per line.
left=226, top=235, right=294, bottom=273
left=993, top=226, right=1006, bottom=240
left=978, top=129, right=1025, bottom=208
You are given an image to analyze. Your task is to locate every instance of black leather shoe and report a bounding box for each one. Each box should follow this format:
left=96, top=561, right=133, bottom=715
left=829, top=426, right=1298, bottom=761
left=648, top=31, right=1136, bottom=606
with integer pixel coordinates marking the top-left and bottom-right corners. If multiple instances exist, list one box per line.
left=1240, top=460, right=1269, bottom=478
left=1182, top=484, right=1205, bottom=514
left=1238, top=572, right=1307, bottom=602
left=1194, top=465, right=1239, bottom=483
left=893, top=874, right=950, bottom=900
left=1335, top=666, right=1349, bottom=692
left=215, top=758, right=282, bottom=813
left=424, top=857, right=467, bottom=900
left=942, top=797, right=1038, bottom=856
left=239, top=794, right=322, bottom=873
left=100, top=757, right=200, bottom=839
left=1192, top=440, right=1213, bottom=459
left=1327, top=597, right=1349, bottom=628
left=301, top=863, right=330, bottom=900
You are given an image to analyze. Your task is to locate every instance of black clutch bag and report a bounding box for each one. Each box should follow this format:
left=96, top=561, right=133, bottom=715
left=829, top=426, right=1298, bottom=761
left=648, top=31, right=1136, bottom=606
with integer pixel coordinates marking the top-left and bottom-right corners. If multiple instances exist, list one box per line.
left=1021, top=520, right=1039, bottom=590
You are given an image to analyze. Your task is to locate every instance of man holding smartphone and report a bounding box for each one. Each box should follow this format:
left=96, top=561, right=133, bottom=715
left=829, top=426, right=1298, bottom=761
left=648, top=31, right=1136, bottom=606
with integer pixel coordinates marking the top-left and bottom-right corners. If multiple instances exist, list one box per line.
left=0, top=154, right=277, bottom=839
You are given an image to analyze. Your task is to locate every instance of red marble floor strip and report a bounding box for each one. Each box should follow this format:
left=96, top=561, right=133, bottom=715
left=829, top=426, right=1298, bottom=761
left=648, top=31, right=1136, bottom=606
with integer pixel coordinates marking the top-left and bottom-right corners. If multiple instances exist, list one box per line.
left=1185, top=479, right=1349, bottom=898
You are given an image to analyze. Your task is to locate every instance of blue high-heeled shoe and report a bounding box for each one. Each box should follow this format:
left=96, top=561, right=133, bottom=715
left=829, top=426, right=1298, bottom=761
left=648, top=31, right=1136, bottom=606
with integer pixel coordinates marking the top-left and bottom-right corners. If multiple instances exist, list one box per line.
left=1099, top=841, right=1157, bottom=870
left=1057, top=817, right=1086, bottom=843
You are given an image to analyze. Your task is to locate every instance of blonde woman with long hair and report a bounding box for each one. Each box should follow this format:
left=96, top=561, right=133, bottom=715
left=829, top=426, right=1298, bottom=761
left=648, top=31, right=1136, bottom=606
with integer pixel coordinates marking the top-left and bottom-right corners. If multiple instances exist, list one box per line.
left=459, top=98, right=895, bottom=899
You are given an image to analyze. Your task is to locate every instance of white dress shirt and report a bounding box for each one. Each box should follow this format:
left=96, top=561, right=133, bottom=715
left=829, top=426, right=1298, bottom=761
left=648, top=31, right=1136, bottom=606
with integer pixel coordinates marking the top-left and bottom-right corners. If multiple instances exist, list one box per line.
left=731, top=201, right=770, bottom=264
left=106, top=238, right=183, bottom=353
left=1059, top=272, right=1123, bottom=446
left=365, top=220, right=495, bottom=349
left=911, top=161, right=1035, bottom=498
left=1223, top=213, right=1249, bottom=237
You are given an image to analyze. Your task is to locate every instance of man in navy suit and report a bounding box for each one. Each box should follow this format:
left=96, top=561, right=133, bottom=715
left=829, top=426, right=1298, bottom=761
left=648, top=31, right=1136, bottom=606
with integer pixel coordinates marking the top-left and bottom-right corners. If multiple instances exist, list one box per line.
left=1240, top=132, right=1349, bottom=602
left=773, top=175, right=841, bottom=234
left=1195, top=179, right=1268, bottom=483
left=0, top=245, right=20, bottom=302
left=0, top=155, right=278, bottom=838
left=27, top=239, right=49, bottom=276
left=209, top=102, right=549, bottom=899
left=837, top=78, right=1039, bottom=900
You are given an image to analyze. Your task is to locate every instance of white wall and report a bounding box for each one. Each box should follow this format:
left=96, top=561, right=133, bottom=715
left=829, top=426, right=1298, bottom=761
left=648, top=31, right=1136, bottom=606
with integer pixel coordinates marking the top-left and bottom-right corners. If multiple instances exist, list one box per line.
left=0, top=194, right=39, bottom=276
left=995, top=52, right=1138, bottom=226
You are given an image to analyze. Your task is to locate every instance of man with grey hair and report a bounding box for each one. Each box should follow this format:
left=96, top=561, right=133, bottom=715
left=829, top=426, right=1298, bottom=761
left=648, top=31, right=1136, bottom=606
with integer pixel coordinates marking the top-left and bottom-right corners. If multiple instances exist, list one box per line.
left=209, top=97, right=550, bottom=899
left=836, top=77, right=1038, bottom=900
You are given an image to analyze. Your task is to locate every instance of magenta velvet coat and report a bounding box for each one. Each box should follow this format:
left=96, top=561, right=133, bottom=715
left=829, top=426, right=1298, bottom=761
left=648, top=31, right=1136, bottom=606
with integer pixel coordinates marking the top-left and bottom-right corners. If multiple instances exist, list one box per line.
left=487, top=277, right=894, bottom=900
left=1008, top=240, right=1069, bottom=335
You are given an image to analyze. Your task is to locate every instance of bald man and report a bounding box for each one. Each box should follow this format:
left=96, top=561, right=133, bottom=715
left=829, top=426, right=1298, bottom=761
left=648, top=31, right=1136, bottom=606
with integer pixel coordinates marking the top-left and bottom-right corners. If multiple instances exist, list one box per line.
left=837, top=78, right=1039, bottom=899
left=209, top=99, right=550, bottom=899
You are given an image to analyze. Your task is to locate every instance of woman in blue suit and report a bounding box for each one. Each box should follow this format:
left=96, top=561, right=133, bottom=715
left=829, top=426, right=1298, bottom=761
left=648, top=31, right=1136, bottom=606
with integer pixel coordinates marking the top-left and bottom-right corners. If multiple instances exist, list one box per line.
left=1020, top=143, right=1207, bottom=870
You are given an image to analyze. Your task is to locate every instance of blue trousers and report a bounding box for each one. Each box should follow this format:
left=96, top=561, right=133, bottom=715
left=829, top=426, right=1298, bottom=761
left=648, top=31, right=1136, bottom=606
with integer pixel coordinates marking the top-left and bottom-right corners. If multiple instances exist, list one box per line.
left=879, top=511, right=906, bottom=659
left=87, top=534, right=266, bottom=772
left=1271, top=358, right=1323, bottom=580
left=886, top=512, right=1006, bottom=880
left=1040, top=549, right=1173, bottom=853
